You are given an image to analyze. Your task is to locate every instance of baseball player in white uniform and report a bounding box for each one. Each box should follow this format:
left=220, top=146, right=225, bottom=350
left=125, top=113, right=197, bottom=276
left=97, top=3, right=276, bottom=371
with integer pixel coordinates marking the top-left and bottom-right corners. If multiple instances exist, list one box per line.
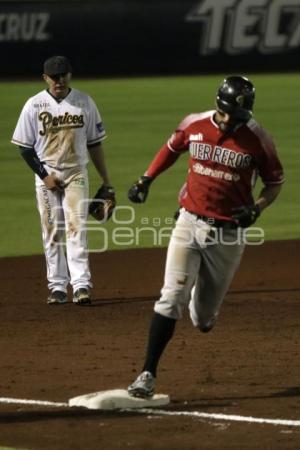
left=11, top=55, right=114, bottom=305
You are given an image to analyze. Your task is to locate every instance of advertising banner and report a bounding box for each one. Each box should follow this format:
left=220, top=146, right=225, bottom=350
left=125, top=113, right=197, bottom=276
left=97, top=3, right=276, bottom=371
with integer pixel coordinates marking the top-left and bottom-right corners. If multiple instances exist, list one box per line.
left=0, top=0, right=299, bottom=76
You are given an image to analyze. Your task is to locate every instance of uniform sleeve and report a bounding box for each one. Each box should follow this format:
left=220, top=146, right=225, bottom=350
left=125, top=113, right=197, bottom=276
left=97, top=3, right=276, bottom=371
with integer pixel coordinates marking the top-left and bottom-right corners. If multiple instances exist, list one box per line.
left=167, top=114, right=194, bottom=153
left=11, top=99, right=36, bottom=149
left=146, top=143, right=180, bottom=178
left=145, top=118, right=189, bottom=178
left=167, top=130, right=188, bottom=153
left=86, top=96, right=106, bottom=146
left=257, top=132, right=284, bottom=185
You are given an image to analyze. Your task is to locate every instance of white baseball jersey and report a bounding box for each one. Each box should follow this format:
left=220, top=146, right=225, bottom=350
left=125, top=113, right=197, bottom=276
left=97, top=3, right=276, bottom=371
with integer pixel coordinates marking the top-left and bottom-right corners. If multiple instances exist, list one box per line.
left=11, top=88, right=106, bottom=169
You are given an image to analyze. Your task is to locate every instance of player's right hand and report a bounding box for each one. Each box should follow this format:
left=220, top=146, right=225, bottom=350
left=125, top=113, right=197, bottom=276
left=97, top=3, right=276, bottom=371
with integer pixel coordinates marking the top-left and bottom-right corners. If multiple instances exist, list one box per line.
left=43, top=173, right=65, bottom=192
left=128, top=175, right=153, bottom=203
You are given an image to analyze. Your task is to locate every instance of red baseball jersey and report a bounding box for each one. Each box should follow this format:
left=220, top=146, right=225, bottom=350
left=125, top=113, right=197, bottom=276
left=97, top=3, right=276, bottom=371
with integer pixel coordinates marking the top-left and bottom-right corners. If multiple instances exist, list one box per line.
left=147, top=110, right=284, bottom=221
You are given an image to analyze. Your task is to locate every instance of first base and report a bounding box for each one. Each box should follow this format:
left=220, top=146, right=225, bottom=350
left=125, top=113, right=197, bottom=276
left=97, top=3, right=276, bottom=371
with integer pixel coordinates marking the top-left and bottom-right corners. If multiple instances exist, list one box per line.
left=69, top=389, right=170, bottom=410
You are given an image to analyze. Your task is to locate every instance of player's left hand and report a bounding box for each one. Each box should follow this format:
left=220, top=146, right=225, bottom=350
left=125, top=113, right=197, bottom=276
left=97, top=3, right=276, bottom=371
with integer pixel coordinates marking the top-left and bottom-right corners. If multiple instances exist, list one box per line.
left=89, top=184, right=116, bottom=222
left=231, top=204, right=261, bottom=228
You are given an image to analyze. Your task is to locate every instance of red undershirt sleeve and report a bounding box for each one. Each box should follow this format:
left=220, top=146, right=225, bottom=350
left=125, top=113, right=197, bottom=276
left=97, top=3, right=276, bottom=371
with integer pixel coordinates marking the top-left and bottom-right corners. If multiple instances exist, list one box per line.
left=145, top=144, right=181, bottom=179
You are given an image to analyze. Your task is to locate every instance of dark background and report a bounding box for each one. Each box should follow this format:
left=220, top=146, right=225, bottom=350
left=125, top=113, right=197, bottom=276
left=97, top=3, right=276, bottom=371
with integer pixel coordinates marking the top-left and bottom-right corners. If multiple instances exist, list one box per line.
left=1, top=0, right=300, bottom=76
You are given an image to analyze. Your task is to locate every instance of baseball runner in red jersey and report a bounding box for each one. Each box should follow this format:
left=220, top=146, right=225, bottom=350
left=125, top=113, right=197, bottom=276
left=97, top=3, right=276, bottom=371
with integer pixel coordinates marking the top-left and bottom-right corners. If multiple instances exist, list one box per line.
left=127, top=76, right=284, bottom=398
left=11, top=56, right=115, bottom=305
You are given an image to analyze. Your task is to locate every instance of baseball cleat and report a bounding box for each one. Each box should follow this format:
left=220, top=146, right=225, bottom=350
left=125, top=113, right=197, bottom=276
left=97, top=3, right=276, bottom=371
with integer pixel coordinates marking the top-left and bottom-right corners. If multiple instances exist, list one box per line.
left=199, top=317, right=216, bottom=333
left=47, top=290, right=68, bottom=305
left=73, top=288, right=91, bottom=305
left=128, top=371, right=155, bottom=398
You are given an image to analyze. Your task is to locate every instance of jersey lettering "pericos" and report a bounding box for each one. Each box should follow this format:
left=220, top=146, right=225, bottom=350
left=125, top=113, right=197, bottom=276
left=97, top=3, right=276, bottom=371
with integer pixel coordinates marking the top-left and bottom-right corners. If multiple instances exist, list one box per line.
left=38, top=111, right=84, bottom=136
left=12, top=88, right=106, bottom=169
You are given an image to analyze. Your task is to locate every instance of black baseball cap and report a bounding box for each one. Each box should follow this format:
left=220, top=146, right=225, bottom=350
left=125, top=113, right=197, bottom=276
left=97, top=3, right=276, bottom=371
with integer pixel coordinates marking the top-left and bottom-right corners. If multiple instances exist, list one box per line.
left=43, top=56, right=72, bottom=76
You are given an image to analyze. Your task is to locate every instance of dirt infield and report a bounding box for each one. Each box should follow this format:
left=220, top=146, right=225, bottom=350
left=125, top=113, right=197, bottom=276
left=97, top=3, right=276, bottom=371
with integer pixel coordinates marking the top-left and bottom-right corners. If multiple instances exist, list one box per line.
left=0, top=240, right=299, bottom=450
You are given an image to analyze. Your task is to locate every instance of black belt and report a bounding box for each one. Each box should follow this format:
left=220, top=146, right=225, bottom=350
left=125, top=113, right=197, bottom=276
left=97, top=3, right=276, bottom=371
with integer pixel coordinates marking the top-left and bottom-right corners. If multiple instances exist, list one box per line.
left=190, top=212, right=237, bottom=229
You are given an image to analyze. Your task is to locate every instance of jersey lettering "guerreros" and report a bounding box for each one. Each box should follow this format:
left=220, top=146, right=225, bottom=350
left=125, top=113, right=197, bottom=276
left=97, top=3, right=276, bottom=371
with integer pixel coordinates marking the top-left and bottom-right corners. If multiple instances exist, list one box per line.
left=147, top=110, right=284, bottom=220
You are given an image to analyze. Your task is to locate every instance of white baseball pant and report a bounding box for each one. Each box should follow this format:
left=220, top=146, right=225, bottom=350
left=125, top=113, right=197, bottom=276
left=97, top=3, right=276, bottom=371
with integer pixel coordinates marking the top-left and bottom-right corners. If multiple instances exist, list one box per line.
left=154, top=209, right=245, bottom=330
left=35, top=166, right=92, bottom=294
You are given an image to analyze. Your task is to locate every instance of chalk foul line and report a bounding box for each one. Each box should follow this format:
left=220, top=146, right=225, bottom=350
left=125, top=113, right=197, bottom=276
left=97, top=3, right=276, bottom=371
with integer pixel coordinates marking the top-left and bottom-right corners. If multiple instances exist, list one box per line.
left=0, top=397, right=68, bottom=408
left=0, top=397, right=299, bottom=427
left=134, top=408, right=300, bottom=427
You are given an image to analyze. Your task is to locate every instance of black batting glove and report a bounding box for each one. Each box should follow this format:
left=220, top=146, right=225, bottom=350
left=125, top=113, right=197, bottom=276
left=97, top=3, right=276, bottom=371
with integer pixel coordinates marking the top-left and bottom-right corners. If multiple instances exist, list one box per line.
left=128, top=176, right=153, bottom=203
left=231, top=204, right=261, bottom=228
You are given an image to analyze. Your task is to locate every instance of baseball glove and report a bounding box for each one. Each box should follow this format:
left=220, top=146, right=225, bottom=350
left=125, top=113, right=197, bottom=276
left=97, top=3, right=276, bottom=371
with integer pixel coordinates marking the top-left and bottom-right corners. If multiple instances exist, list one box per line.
left=89, top=184, right=116, bottom=222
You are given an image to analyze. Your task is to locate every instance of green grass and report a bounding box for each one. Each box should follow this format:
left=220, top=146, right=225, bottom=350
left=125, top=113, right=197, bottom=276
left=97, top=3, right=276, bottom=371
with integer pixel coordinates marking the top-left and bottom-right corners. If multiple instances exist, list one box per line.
left=0, top=74, right=299, bottom=257
left=0, top=447, right=27, bottom=450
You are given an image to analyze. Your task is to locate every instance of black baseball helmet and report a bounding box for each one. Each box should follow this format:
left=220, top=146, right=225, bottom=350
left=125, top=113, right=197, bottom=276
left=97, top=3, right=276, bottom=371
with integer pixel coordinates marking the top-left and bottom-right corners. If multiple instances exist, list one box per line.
left=216, top=76, right=255, bottom=122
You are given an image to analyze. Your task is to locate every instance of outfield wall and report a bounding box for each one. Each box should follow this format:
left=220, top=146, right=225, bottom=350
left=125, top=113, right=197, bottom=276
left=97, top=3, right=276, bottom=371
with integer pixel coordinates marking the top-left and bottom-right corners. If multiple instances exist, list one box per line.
left=1, top=0, right=300, bottom=77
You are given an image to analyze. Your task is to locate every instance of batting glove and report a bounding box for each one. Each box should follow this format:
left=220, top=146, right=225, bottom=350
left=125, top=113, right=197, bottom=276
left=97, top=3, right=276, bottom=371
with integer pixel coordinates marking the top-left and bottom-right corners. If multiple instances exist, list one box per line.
left=128, top=176, right=153, bottom=203
left=231, top=204, right=261, bottom=228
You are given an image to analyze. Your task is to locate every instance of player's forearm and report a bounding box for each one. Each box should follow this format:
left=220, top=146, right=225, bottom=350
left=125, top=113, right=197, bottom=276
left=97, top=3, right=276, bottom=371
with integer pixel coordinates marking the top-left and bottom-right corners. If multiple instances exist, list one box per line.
left=145, top=144, right=180, bottom=179
left=88, top=143, right=112, bottom=186
left=19, top=146, right=48, bottom=179
left=255, top=184, right=283, bottom=212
